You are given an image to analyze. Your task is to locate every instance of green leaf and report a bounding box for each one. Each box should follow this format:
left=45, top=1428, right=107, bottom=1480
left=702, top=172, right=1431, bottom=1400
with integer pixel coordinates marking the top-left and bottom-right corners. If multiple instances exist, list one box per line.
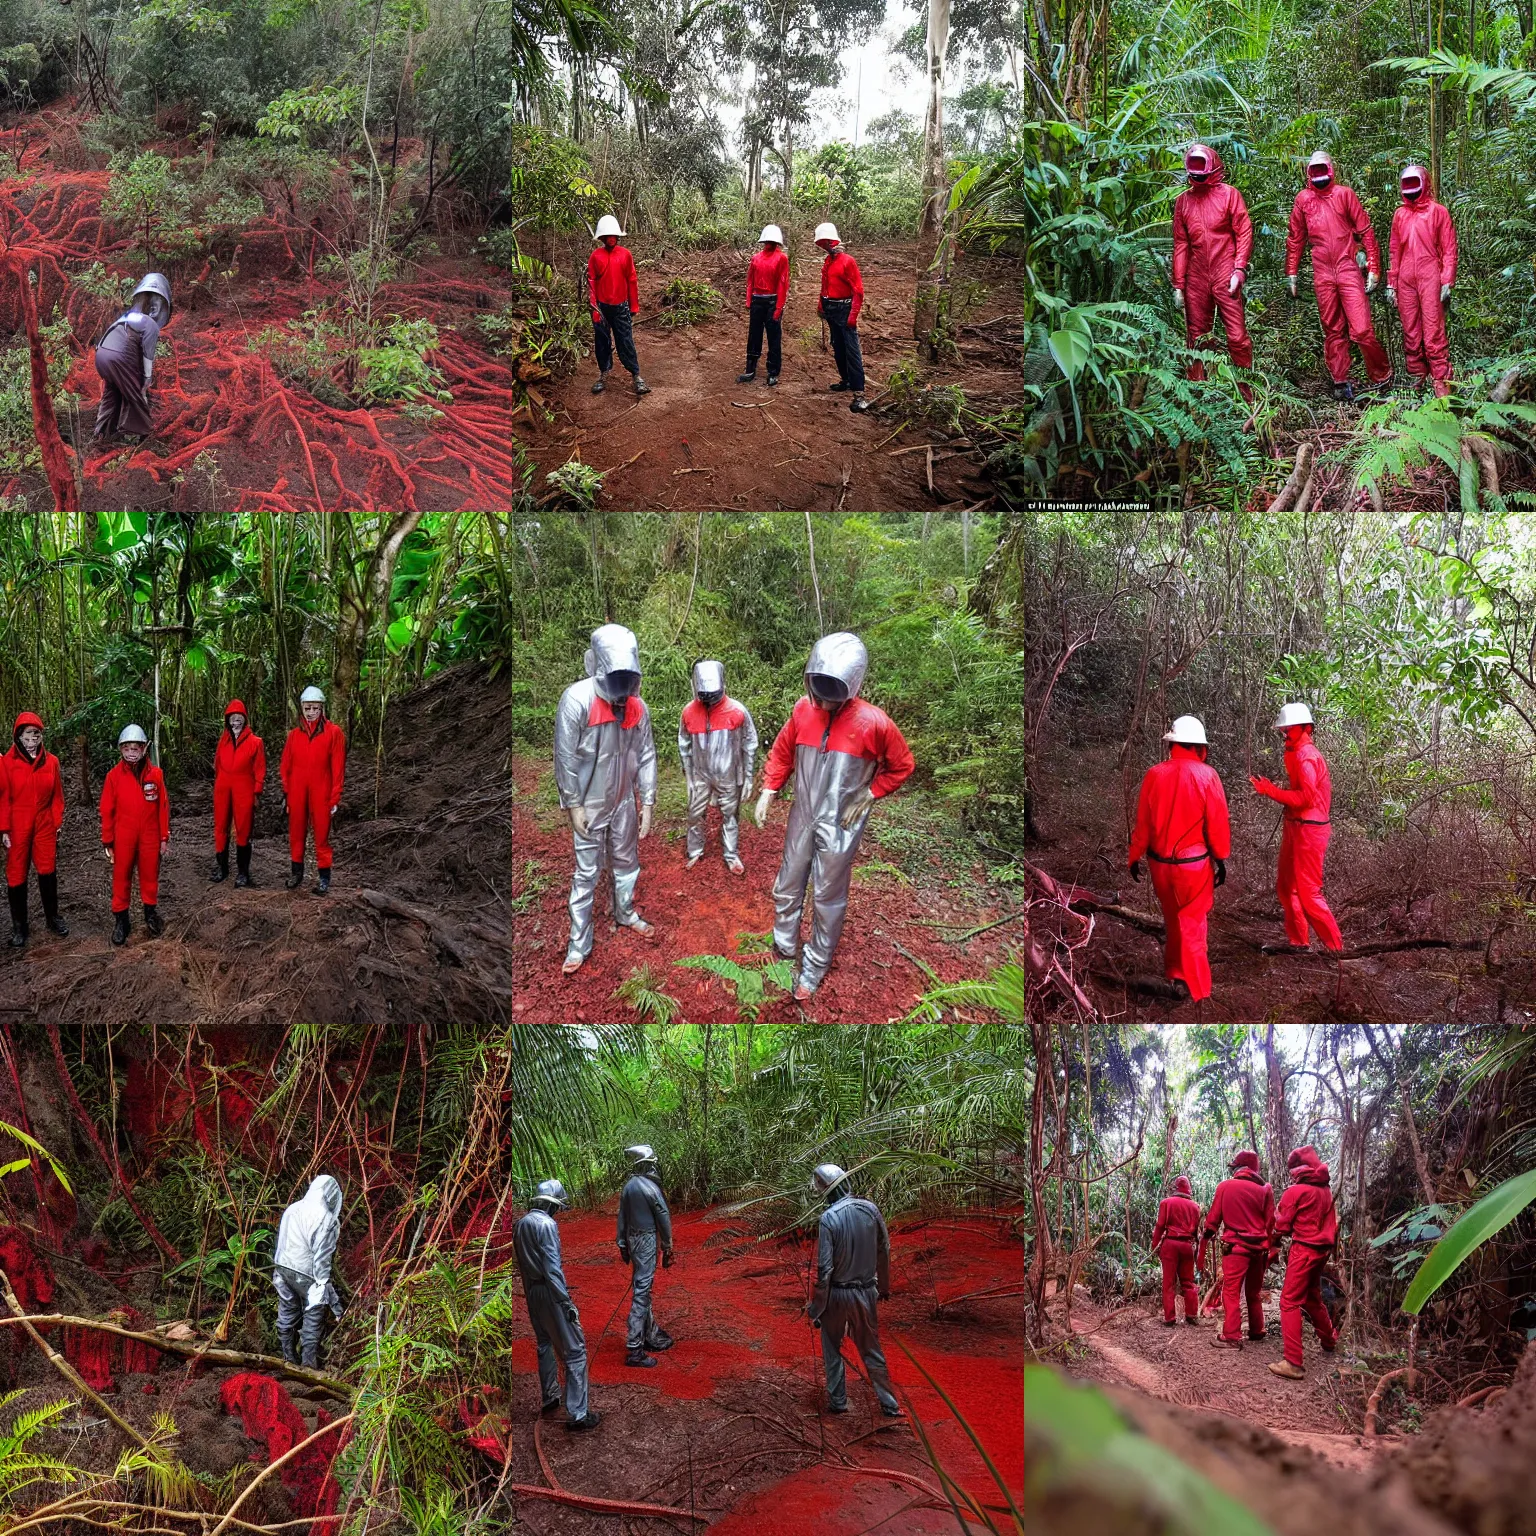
left=386, top=618, right=416, bottom=651
left=183, top=644, right=209, bottom=673
left=1048, top=326, right=1093, bottom=380
left=1401, top=1168, right=1536, bottom=1314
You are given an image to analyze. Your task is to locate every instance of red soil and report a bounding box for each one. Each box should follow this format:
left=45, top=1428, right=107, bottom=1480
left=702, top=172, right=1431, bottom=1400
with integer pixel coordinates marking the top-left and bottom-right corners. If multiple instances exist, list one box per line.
left=512, top=757, right=1017, bottom=1023
left=516, top=238, right=1021, bottom=512
left=0, top=107, right=512, bottom=511
left=503, top=1205, right=1021, bottom=1525
left=220, top=1372, right=346, bottom=1530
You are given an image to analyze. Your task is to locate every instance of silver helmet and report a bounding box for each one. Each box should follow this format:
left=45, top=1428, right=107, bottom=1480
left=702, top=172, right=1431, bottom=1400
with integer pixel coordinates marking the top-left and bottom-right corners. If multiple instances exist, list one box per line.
left=132, top=272, right=173, bottom=322
left=531, top=1178, right=569, bottom=1211
left=624, top=1144, right=659, bottom=1172
left=811, top=1163, right=850, bottom=1197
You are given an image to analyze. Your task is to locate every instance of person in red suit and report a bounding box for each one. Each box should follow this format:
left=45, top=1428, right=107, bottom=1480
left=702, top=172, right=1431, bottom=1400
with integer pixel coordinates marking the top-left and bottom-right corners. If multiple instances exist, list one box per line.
left=1198, top=1150, right=1276, bottom=1349
left=100, top=723, right=170, bottom=946
left=1172, top=144, right=1254, bottom=400
left=815, top=223, right=869, bottom=413
left=1268, top=1145, right=1340, bottom=1379
left=211, top=699, right=266, bottom=888
left=281, top=686, right=346, bottom=894
left=1249, top=702, right=1343, bottom=953
left=1150, top=1175, right=1204, bottom=1327
left=1127, top=715, right=1232, bottom=1006
left=587, top=214, right=650, bottom=397
left=1387, top=164, right=1458, bottom=397
left=1285, top=151, right=1392, bottom=401
left=1, top=711, right=67, bottom=947
left=738, top=224, right=790, bottom=387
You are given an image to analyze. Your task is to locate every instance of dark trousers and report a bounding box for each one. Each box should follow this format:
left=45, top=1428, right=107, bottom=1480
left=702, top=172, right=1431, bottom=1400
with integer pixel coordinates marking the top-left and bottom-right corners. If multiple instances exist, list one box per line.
left=94, top=346, right=153, bottom=437
left=593, top=301, right=640, bottom=376
left=822, top=298, right=864, bottom=392
left=746, top=294, right=782, bottom=375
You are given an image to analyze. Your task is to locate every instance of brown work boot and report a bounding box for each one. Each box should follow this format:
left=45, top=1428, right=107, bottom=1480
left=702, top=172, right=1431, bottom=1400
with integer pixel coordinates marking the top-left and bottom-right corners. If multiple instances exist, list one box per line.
left=1209, top=1335, right=1242, bottom=1349
left=1268, top=1360, right=1305, bottom=1380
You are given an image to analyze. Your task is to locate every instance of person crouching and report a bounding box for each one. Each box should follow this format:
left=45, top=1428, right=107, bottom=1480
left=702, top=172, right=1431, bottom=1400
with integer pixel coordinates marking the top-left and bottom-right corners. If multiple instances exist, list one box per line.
left=100, top=724, right=169, bottom=946
left=94, top=274, right=172, bottom=443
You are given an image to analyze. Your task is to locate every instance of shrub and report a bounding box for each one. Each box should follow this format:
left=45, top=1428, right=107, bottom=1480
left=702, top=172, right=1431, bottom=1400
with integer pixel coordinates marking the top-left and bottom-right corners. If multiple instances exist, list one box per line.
left=102, top=150, right=197, bottom=265
left=545, top=460, right=605, bottom=509
left=658, top=277, right=723, bottom=327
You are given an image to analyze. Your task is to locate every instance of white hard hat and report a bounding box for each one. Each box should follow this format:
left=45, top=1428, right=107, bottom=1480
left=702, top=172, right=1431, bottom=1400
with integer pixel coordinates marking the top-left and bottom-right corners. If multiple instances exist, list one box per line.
left=1274, top=702, right=1314, bottom=730
left=118, top=723, right=148, bottom=746
left=814, top=222, right=840, bottom=245
left=811, top=1163, right=850, bottom=1195
left=300, top=686, right=326, bottom=704
left=624, top=1144, right=658, bottom=1170
left=594, top=214, right=624, bottom=239
left=532, top=1178, right=570, bottom=1211
left=1163, top=715, right=1209, bottom=746
left=758, top=223, right=784, bottom=245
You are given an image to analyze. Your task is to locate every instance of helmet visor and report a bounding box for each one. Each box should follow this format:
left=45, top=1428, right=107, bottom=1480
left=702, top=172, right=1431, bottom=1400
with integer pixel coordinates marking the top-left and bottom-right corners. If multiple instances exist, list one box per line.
left=807, top=674, right=850, bottom=707
left=603, top=670, right=640, bottom=703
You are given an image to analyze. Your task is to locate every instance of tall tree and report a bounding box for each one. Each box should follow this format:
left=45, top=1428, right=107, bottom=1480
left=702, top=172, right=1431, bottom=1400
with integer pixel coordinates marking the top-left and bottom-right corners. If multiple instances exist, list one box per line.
left=913, top=0, right=952, bottom=357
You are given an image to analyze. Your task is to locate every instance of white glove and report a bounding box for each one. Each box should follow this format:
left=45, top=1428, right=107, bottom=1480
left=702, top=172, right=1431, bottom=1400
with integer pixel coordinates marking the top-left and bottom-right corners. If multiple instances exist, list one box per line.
left=104, top=846, right=114, bottom=863
left=1385, top=286, right=1396, bottom=306
left=1287, top=275, right=1297, bottom=298
left=639, top=804, right=652, bottom=838
left=839, top=786, right=875, bottom=829
left=569, top=806, right=591, bottom=838
left=1440, top=283, right=1452, bottom=303
left=1, top=834, right=8, bottom=850
left=754, top=788, right=776, bottom=828
left=1365, top=271, right=1377, bottom=294
left=1172, top=288, right=1184, bottom=311
left=1228, top=269, right=1244, bottom=295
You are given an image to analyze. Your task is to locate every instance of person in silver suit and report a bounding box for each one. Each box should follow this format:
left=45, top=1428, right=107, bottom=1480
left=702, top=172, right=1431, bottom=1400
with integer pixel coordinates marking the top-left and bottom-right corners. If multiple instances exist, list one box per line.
left=679, top=659, right=758, bottom=874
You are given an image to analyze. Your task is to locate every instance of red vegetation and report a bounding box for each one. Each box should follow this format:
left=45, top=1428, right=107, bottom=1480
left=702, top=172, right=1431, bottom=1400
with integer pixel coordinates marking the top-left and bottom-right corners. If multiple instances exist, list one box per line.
left=220, top=1372, right=347, bottom=1527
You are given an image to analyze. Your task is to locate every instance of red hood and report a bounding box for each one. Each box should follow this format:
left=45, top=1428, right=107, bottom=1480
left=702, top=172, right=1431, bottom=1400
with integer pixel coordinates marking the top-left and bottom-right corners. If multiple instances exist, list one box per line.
left=1287, top=1144, right=1320, bottom=1170
left=13, top=711, right=43, bottom=734
left=1172, top=1176, right=1193, bottom=1196
left=1186, top=144, right=1227, bottom=186
left=1294, top=1163, right=1331, bottom=1186
left=1229, top=1149, right=1259, bottom=1172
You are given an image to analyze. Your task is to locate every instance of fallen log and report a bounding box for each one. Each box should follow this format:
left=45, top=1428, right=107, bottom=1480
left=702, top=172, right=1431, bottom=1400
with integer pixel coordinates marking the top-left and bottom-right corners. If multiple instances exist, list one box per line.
left=1365, top=1366, right=1415, bottom=1436
left=1091, top=971, right=1185, bottom=1000
left=1268, top=441, right=1316, bottom=517
left=1492, top=363, right=1524, bottom=403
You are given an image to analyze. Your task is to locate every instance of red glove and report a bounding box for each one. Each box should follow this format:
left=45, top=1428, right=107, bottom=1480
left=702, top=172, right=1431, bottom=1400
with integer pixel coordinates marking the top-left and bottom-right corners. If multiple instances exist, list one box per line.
left=1249, top=775, right=1279, bottom=798
left=591, top=310, right=602, bottom=325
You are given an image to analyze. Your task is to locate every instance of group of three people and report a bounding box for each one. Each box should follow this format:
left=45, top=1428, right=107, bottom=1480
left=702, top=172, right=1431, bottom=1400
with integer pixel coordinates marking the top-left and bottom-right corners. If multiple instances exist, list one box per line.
left=585, top=218, right=874, bottom=410
left=0, top=688, right=346, bottom=947
left=553, top=625, right=915, bottom=1001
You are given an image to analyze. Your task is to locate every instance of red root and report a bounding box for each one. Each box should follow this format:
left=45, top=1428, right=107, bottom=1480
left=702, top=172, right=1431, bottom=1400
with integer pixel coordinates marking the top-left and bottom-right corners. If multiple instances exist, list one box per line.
left=220, top=1372, right=347, bottom=1523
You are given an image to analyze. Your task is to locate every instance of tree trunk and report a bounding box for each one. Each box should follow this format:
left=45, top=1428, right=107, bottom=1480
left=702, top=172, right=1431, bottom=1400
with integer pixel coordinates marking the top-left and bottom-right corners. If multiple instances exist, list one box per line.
left=913, top=0, right=952, bottom=360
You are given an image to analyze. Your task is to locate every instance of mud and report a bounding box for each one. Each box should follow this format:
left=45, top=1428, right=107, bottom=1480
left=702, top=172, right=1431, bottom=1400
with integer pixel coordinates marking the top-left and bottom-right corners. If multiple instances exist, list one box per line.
left=517, top=238, right=1021, bottom=512
left=0, top=662, right=510, bottom=1026
left=511, top=756, right=1018, bottom=1023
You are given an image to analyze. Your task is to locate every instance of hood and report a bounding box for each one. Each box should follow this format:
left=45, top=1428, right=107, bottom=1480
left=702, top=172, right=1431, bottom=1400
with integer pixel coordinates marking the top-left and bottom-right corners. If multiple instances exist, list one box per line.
left=1289, top=1147, right=1331, bottom=1185
left=1172, top=1176, right=1193, bottom=1196
left=585, top=624, right=642, bottom=705
left=308, top=1174, right=343, bottom=1217
left=692, top=659, right=726, bottom=699
left=1229, top=1150, right=1260, bottom=1173
left=1400, top=165, right=1430, bottom=205
left=1185, top=143, right=1226, bottom=186
left=1287, top=1145, right=1320, bottom=1171
left=225, top=699, right=248, bottom=725
left=1307, top=151, right=1334, bottom=187
left=805, top=632, right=868, bottom=702
left=12, top=711, right=43, bottom=756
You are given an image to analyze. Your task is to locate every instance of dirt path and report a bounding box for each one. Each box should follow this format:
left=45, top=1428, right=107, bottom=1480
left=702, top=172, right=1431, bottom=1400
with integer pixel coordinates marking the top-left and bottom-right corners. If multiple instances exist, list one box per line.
left=511, top=755, right=1017, bottom=1024
left=517, top=240, right=1020, bottom=511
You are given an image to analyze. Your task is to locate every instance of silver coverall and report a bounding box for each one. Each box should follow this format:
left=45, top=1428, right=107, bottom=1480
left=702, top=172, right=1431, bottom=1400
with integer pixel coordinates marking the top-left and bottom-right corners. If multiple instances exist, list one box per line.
left=617, top=1173, right=674, bottom=1352
left=679, top=660, right=758, bottom=863
left=808, top=1191, right=899, bottom=1413
left=513, top=1208, right=590, bottom=1420
left=765, top=633, right=915, bottom=990
left=553, top=625, right=658, bottom=962
left=272, top=1174, right=345, bottom=1367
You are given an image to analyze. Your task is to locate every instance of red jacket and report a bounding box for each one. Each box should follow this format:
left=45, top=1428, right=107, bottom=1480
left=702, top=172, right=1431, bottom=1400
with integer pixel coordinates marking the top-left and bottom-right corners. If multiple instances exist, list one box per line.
left=1201, top=1169, right=1276, bottom=1257
left=1151, top=1192, right=1202, bottom=1248
left=1257, top=739, right=1331, bottom=824
left=747, top=249, right=790, bottom=319
left=1172, top=147, right=1254, bottom=292
left=281, top=717, right=347, bottom=804
left=1286, top=184, right=1381, bottom=280
left=1388, top=196, right=1458, bottom=288
left=588, top=244, right=640, bottom=313
left=819, top=250, right=864, bottom=325
left=0, top=713, right=65, bottom=840
left=1275, top=1161, right=1339, bottom=1248
left=1128, top=748, right=1232, bottom=865
left=762, top=697, right=914, bottom=799
left=100, top=758, right=170, bottom=846
left=213, top=714, right=267, bottom=796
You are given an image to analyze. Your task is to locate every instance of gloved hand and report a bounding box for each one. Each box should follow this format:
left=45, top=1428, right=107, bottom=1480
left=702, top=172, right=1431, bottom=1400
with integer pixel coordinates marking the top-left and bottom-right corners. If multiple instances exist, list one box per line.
left=1287, top=275, right=1298, bottom=298
left=617, top=1243, right=629, bottom=1263
left=639, top=804, right=653, bottom=839
left=839, top=786, right=874, bottom=829
left=104, top=845, right=114, bottom=863
left=1213, top=857, right=1227, bottom=889
left=1440, top=283, right=1452, bottom=304
left=878, top=1289, right=889, bottom=1302
left=1228, top=268, right=1244, bottom=295
left=811, top=1317, right=821, bottom=1330
left=564, top=1304, right=579, bottom=1326
left=663, top=1249, right=674, bottom=1269
left=1385, top=286, right=1397, bottom=306
left=1128, top=860, right=1141, bottom=883
left=1365, top=271, right=1378, bottom=294
left=569, top=806, right=591, bottom=838
left=1, top=833, right=8, bottom=850
left=591, top=309, right=602, bottom=326
left=1172, top=288, right=1185, bottom=312
left=754, top=787, right=776, bottom=827
left=1249, top=775, right=1277, bottom=798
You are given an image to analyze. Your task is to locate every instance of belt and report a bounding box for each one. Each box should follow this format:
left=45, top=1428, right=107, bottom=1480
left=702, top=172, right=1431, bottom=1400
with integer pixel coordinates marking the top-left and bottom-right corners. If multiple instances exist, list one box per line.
left=1147, top=849, right=1211, bottom=865
left=751, top=291, right=779, bottom=299
left=831, top=1279, right=877, bottom=1289
left=822, top=295, right=853, bottom=306
left=1286, top=818, right=1330, bottom=826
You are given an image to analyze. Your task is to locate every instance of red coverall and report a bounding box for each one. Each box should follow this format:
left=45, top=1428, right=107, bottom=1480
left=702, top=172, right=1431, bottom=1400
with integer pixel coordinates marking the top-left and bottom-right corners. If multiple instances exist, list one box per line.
left=1127, top=745, right=1232, bottom=1002
left=1274, top=1146, right=1339, bottom=1367
left=1286, top=181, right=1390, bottom=386
left=746, top=248, right=790, bottom=318
left=1172, top=147, right=1254, bottom=384
left=100, top=759, right=170, bottom=911
left=0, top=713, right=65, bottom=886
left=281, top=717, right=346, bottom=868
left=1199, top=1156, right=1276, bottom=1343
left=1150, top=1177, right=1203, bottom=1322
left=587, top=243, right=640, bottom=316
left=1389, top=194, right=1457, bottom=395
left=212, top=700, right=267, bottom=854
left=1255, top=738, right=1342, bottom=950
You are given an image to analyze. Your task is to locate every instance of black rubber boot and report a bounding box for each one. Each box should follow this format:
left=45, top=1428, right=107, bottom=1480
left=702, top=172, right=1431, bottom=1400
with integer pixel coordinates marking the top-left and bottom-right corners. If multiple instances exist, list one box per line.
left=828, top=380, right=851, bottom=393
left=6, top=884, right=26, bottom=947
left=143, top=904, right=164, bottom=937
left=112, top=910, right=130, bottom=946
left=767, top=374, right=779, bottom=387
left=278, top=1330, right=299, bottom=1366
left=234, top=844, right=253, bottom=888
left=285, top=861, right=305, bottom=889
left=210, top=849, right=229, bottom=882
left=38, top=873, right=67, bottom=936
left=736, top=370, right=757, bottom=383
left=317, top=868, right=331, bottom=895
left=625, top=1349, right=657, bottom=1368
left=565, top=1411, right=601, bottom=1432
